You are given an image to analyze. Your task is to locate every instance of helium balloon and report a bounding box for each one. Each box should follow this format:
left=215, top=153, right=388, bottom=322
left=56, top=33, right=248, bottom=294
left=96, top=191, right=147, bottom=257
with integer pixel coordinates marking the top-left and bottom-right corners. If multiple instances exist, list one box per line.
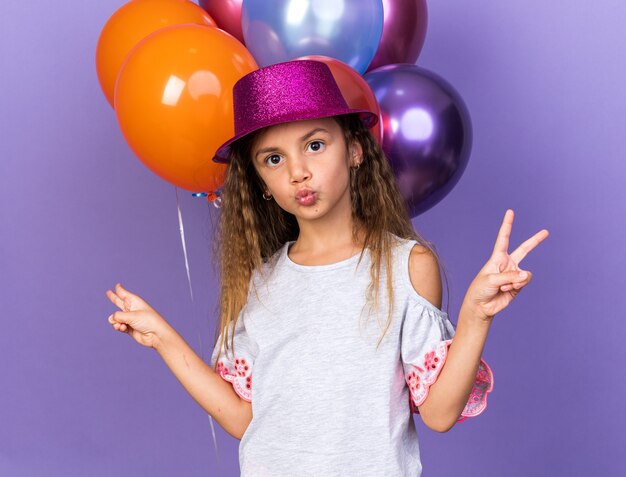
left=96, top=0, right=216, bottom=108
left=364, top=64, right=472, bottom=218
left=115, top=24, right=258, bottom=193
left=198, top=0, right=244, bottom=43
left=366, top=0, right=428, bottom=72
left=297, top=55, right=383, bottom=144
left=242, top=0, right=384, bottom=74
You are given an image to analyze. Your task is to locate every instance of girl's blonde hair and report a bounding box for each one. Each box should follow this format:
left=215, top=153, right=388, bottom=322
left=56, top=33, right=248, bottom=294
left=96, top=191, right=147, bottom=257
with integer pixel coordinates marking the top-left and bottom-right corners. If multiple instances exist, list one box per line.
left=212, top=113, right=449, bottom=366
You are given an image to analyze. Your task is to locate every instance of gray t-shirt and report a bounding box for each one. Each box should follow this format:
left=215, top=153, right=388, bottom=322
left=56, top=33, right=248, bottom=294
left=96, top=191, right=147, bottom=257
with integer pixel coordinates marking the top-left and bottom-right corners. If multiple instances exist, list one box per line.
left=211, top=235, right=493, bottom=476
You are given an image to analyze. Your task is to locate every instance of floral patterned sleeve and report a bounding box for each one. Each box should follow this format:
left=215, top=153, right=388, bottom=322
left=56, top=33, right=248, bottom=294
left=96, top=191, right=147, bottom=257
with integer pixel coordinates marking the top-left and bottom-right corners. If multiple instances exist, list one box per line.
left=210, top=312, right=257, bottom=402
left=401, top=295, right=494, bottom=422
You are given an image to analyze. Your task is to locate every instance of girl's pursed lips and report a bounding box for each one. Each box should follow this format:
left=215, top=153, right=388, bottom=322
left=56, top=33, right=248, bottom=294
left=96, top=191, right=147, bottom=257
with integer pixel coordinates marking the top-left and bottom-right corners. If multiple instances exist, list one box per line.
left=295, top=188, right=315, bottom=199
left=295, top=189, right=317, bottom=206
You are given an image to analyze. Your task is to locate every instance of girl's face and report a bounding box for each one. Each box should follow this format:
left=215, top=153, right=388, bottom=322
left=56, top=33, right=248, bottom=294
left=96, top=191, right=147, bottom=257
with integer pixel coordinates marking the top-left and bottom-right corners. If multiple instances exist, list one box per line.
left=250, top=117, right=362, bottom=224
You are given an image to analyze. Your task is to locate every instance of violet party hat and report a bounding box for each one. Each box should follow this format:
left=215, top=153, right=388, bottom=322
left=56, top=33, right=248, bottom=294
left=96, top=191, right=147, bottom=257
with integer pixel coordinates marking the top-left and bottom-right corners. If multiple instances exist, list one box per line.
left=212, top=59, right=379, bottom=163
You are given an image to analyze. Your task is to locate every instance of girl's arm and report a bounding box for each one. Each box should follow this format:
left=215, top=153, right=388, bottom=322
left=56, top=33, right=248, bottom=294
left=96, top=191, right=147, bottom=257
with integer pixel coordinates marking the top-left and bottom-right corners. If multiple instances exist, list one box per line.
left=408, top=246, right=490, bottom=433
left=419, top=209, right=547, bottom=431
left=416, top=309, right=491, bottom=432
left=155, top=326, right=253, bottom=440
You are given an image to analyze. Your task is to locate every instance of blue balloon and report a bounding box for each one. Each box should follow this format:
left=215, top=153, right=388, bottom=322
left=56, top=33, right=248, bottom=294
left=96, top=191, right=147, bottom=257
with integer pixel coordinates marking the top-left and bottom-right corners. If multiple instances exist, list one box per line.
left=242, top=0, right=384, bottom=74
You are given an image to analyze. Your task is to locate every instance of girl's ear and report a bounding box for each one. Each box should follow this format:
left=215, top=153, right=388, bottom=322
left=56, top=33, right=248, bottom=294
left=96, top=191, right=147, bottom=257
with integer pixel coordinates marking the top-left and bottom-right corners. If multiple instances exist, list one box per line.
left=349, top=140, right=363, bottom=168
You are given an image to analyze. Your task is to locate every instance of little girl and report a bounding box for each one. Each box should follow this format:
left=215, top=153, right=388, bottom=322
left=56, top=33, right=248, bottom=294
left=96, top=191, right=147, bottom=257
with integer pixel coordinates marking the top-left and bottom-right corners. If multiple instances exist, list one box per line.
left=106, top=60, right=549, bottom=476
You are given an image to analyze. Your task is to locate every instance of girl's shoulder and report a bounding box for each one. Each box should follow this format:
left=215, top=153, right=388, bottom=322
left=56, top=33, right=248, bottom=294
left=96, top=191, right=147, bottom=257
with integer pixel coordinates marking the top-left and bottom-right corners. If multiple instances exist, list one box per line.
left=390, top=234, right=444, bottom=313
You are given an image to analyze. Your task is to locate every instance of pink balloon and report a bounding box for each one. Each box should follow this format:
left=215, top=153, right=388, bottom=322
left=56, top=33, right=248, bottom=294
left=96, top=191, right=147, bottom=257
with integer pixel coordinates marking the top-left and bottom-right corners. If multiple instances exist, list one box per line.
left=366, top=0, right=428, bottom=73
left=198, top=0, right=244, bottom=43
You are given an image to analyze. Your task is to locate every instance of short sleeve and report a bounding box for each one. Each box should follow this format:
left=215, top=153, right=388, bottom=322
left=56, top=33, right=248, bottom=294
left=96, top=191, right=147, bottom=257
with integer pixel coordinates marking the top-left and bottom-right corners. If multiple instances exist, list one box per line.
left=401, top=295, right=494, bottom=423
left=210, top=313, right=257, bottom=402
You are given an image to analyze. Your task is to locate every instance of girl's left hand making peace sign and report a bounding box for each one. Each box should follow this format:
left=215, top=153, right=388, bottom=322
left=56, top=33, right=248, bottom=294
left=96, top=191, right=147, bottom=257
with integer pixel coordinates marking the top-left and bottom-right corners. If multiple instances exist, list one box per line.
left=463, top=209, right=550, bottom=321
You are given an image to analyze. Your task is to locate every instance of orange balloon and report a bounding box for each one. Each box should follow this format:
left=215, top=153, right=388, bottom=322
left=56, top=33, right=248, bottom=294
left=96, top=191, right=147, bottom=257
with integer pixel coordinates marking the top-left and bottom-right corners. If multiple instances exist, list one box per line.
left=115, top=24, right=258, bottom=192
left=96, top=0, right=216, bottom=108
left=297, top=55, right=383, bottom=144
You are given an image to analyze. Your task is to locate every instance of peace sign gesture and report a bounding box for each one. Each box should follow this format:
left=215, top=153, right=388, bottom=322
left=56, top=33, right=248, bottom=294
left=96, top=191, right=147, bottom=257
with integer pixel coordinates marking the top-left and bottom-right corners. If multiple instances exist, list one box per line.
left=463, top=209, right=550, bottom=321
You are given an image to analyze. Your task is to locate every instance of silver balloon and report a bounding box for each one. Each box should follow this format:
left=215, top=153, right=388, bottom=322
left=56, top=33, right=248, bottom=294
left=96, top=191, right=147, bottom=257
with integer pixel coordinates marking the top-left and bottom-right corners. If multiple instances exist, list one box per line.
left=241, top=0, right=384, bottom=74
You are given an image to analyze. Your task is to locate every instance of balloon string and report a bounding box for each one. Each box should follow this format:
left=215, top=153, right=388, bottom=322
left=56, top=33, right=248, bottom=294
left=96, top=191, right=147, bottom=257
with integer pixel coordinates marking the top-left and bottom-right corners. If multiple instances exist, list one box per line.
left=183, top=188, right=223, bottom=466
left=208, top=412, right=220, bottom=467
left=176, top=186, right=194, bottom=301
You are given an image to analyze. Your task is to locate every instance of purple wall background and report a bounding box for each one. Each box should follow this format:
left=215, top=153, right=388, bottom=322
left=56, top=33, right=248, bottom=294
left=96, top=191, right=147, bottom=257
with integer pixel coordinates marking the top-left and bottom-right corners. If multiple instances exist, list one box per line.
left=2, top=0, right=624, bottom=475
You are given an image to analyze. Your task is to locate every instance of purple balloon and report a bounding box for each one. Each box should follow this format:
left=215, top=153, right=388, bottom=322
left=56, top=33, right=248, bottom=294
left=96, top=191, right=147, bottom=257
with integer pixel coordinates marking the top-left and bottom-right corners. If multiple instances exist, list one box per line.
left=199, top=0, right=244, bottom=43
left=366, top=0, right=428, bottom=73
left=364, top=64, right=472, bottom=218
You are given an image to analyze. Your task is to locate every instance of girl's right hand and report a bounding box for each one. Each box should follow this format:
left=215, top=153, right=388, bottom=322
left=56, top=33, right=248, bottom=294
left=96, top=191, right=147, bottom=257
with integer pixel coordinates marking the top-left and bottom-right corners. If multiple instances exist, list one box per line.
left=106, top=283, right=172, bottom=349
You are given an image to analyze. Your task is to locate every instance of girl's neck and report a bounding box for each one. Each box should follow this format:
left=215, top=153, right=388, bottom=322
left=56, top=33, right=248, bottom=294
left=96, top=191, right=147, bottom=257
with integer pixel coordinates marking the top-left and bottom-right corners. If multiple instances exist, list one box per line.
left=288, top=219, right=367, bottom=265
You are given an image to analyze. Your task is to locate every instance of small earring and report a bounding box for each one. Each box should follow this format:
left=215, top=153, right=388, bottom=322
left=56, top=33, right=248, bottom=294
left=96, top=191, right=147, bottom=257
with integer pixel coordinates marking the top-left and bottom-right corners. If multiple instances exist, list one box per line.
left=351, top=162, right=361, bottom=170
left=263, top=191, right=273, bottom=200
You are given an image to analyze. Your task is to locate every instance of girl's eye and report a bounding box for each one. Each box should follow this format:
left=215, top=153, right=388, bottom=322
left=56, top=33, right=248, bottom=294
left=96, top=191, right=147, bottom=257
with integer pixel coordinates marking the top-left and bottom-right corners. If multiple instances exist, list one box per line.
left=265, top=154, right=283, bottom=166
left=307, top=140, right=325, bottom=152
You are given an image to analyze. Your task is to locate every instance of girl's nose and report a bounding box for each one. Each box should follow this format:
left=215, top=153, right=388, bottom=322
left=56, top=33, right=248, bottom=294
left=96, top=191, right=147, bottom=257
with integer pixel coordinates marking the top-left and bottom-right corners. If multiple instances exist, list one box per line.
left=288, top=155, right=311, bottom=183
